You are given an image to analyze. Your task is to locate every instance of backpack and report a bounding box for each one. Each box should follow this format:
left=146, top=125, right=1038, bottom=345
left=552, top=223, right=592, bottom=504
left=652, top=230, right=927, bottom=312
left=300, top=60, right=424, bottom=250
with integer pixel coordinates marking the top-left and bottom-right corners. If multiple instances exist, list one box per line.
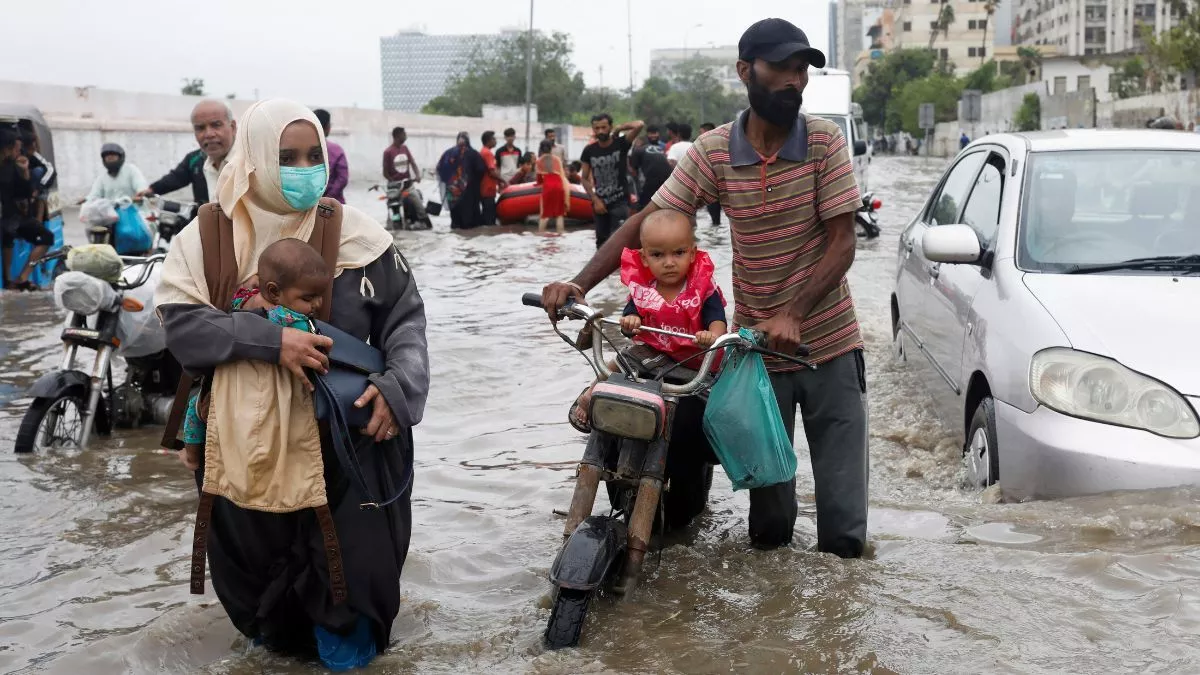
left=159, top=198, right=348, bottom=603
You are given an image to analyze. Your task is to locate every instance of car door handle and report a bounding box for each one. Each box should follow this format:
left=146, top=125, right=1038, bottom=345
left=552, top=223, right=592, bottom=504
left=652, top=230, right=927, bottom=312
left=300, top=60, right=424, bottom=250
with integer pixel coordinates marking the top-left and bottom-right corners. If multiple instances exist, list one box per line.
left=927, top=263, right=940, bottom=279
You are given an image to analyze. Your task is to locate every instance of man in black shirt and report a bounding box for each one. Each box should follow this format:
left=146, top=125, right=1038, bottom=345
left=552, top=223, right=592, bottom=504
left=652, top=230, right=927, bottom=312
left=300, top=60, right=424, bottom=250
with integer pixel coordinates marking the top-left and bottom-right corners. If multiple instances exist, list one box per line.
left=580, top=112, right=644, bottom=248
left=629, top=136, right=671, bottom=212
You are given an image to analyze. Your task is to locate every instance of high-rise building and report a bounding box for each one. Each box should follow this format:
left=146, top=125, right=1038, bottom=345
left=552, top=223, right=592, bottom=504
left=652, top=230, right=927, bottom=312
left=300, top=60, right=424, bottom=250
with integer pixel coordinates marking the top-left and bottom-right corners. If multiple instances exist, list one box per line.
left=1012, top=0, right=1177, bottom=55
left=379, top=30, right=505, bottom=112
left=875, top=0, right=997, bottom=76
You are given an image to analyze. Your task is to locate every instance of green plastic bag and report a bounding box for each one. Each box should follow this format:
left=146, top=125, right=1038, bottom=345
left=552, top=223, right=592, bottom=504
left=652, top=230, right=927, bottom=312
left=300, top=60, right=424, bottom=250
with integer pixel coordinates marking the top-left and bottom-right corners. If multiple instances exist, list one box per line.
left=702, top=328, right=797, bottom=491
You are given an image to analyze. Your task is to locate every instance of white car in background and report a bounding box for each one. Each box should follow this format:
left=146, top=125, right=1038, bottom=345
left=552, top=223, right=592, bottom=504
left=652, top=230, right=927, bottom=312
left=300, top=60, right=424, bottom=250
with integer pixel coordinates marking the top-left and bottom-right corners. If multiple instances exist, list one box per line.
left=891, top=129, right=1200, bottom=499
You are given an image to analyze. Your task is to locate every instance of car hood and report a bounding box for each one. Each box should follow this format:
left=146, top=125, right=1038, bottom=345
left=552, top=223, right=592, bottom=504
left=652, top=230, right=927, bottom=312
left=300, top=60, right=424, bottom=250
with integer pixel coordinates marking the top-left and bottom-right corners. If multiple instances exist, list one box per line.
left=1022, top=273, right=1200, bottom=395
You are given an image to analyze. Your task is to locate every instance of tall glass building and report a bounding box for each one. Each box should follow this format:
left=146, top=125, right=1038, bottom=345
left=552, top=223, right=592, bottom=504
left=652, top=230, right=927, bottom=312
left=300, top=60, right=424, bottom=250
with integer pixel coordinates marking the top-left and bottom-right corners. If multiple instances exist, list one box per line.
left=380, top=30, right=504, bottom=112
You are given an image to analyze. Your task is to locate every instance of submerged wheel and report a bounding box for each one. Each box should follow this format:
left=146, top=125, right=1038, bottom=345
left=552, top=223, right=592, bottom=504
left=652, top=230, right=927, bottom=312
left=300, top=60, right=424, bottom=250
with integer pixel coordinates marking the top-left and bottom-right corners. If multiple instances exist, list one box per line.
left=964, top=397, right=999, bottom=488
left=544, top=588, right=592, bottom=650
left=15, top=392, right=86, bottom=454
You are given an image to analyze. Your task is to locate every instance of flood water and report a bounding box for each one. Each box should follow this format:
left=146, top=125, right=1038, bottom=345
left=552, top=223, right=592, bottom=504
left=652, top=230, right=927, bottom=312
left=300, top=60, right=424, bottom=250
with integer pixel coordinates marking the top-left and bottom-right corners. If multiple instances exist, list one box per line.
left=2, top=155, right=1199, bottom=674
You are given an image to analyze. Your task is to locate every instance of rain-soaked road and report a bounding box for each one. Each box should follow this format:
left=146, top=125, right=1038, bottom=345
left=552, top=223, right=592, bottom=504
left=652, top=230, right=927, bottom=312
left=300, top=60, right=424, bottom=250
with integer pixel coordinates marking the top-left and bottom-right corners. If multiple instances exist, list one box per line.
left=2, top=155, right=1199, bottom=674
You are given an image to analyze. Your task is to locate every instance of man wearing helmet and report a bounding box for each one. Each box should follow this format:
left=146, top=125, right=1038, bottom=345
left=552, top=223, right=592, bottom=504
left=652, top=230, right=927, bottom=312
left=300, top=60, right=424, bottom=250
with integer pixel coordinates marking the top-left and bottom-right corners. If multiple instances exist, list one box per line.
left=84, top=143, right=149, bottom=202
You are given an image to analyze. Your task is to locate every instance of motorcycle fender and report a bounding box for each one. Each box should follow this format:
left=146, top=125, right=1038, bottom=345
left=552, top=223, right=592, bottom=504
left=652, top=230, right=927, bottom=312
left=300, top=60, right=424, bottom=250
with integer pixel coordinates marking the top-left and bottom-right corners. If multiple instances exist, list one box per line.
left=549, top=515, right=628, bottom=591
left=29, top=369, right=90, bottom=399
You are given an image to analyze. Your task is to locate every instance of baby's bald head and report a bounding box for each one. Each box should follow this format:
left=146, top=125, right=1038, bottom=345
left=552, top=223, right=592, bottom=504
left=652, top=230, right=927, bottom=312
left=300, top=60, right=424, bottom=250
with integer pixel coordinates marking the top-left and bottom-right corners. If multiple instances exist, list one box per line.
left=640, top=209, right=695, bottom=249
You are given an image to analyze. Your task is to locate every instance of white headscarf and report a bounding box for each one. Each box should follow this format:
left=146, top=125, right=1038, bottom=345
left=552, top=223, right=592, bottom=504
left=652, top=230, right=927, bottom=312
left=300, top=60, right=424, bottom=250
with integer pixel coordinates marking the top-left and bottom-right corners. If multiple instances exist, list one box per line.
left=159, top=98, right=394, bottom=306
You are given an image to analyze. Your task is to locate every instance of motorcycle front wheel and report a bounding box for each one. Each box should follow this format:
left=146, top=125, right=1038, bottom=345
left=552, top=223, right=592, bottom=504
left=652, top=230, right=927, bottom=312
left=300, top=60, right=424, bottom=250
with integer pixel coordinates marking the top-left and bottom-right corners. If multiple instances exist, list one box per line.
left=544, top=588, right=592, bottom=650
left=15, top=391, right=87, bottom=453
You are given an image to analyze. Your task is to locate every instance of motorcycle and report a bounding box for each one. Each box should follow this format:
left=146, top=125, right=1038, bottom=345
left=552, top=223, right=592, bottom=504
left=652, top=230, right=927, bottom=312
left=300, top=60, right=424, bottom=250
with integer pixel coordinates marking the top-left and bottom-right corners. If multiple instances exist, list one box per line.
left=373, top=178, right=432, bottom=230
left=145, top=196, right=198, bottom=252
left=856, top=192, right=882, bottom=239
left=520, top=292, right=813, bottom=649
left=14, top=248, right=182, bottom=454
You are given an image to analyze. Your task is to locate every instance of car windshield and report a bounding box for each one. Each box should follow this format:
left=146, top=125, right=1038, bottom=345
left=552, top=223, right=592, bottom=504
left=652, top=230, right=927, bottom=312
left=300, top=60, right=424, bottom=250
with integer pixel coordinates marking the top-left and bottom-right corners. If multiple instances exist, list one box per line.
left=1019, top=149, right=1200, bottom=272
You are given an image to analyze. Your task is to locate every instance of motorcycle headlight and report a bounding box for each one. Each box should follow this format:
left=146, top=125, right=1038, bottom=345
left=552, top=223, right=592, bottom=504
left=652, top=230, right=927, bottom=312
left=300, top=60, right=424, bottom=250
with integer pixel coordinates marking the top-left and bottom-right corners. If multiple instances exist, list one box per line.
left=1030, top=348, right=1200, bottom=438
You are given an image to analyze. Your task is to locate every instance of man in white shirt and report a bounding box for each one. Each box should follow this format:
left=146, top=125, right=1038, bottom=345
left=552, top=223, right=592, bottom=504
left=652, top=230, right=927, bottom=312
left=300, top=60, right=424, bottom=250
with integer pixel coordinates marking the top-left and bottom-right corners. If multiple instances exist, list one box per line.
left=136, top=100, right=236, bottom=204
left=666, top=122, right=694, bottom=167
left=86, top=144, right=148, bottom=201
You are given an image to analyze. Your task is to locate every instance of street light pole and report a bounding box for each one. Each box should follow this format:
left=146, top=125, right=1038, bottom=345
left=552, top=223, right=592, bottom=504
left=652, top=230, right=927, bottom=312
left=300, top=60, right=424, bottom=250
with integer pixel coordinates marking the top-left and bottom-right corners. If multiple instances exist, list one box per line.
left=627, top=0, right=634, bottom=117
left=524, top=0, right=535, bottom=153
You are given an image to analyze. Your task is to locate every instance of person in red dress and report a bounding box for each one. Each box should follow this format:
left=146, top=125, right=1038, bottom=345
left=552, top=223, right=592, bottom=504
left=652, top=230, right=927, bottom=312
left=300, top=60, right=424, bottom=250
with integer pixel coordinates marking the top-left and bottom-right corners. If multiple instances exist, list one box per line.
left=535, top=140, right=569, bottom=234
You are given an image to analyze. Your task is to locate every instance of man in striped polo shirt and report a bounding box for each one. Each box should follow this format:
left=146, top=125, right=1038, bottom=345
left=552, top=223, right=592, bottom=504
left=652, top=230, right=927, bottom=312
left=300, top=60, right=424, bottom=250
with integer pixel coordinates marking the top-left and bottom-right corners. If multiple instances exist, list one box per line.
left=542, top=18, right=868, bottom=558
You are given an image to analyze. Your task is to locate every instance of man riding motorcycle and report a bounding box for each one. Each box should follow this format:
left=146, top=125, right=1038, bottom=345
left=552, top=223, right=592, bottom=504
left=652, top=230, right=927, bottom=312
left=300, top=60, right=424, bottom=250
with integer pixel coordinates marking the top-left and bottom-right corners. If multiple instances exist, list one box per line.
left=135, top=100, right=236, bottom=205
left=382, top=127, right=427, bottom=225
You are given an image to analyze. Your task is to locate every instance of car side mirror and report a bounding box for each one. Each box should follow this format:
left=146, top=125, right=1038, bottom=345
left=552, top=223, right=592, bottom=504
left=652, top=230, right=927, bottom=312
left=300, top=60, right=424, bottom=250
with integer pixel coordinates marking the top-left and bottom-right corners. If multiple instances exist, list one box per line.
left=853, top=140, right=868, bottom=156
left=923, top=224, right=982, bottom=264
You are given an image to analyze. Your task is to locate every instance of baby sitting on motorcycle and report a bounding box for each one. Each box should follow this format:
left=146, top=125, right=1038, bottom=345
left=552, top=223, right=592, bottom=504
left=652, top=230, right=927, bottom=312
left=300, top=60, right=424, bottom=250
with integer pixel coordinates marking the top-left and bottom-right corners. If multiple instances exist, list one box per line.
left=175, top=238, right=332, bottom=469
left=569, top=209, right=727, bottom=433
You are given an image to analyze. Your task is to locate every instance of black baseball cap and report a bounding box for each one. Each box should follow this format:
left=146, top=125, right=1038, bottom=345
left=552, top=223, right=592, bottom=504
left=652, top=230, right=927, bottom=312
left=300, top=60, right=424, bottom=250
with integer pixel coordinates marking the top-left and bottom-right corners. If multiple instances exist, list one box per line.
left=738, top=18, right=826, bottom=68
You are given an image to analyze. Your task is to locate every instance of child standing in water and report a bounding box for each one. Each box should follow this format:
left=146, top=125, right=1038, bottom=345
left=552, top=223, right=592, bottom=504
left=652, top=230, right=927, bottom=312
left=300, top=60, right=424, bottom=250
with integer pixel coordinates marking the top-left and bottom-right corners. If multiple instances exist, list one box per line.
left=536, top=140, right=569, bottom=234
left=569, top=209, right=727, bottom=432
left=177, top=237, right=332, bottom=470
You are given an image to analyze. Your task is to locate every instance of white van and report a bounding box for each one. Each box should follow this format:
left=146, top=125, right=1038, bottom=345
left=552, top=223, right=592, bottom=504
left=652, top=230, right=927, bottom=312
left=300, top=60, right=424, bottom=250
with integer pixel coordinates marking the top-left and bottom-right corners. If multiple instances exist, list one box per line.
left=801, top=68, right=879, bottom=237
left=801, top=68, right=870, bottom=190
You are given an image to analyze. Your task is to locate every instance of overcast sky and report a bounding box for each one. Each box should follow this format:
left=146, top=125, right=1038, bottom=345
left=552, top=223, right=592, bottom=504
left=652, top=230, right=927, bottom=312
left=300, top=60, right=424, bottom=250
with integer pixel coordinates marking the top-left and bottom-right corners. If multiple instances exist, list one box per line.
left=0, top=0, right=831, bottom=110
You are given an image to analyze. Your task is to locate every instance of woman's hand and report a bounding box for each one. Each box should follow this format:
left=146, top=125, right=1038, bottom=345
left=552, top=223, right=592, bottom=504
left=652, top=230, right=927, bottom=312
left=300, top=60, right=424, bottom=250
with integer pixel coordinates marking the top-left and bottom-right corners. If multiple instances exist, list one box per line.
left=355, top=384, right=399, bottom=443
left=279, top=328, right=332, bottom=391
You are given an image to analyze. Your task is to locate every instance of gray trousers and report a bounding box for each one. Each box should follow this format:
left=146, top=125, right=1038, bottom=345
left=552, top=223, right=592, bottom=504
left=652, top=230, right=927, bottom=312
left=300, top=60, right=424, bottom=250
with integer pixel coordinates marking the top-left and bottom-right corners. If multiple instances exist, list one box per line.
left=748, top=349, right=870, bottom=557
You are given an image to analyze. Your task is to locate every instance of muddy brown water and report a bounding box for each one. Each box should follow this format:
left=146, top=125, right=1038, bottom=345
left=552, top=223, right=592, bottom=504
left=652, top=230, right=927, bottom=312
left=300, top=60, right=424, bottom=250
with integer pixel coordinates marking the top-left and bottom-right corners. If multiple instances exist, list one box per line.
left=2, top=156, right=1199, bottom=674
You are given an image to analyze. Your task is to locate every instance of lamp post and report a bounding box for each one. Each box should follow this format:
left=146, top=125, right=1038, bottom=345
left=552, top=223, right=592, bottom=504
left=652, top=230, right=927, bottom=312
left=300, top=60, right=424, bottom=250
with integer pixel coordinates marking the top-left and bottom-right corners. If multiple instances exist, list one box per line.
left=524, top=0, right=535, bottom=154
left=683, top=23, right=703, bottom=58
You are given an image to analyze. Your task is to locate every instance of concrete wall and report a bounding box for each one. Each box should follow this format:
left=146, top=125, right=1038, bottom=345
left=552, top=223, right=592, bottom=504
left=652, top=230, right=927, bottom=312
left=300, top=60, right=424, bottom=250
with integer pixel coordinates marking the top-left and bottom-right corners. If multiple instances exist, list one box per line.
left=1041, top=88, right=1097, bottom=130
left=0, top=80, right=588, bottom=200
left=978, top=82, right=1045, bottom=134
left=1097, top=89, right=1200, bottom=129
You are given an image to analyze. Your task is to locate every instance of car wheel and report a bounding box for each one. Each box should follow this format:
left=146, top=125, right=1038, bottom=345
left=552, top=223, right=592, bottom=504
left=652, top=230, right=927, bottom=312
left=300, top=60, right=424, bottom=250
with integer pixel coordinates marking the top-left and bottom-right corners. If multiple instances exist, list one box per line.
left=964, top=397, right=999, bottom=488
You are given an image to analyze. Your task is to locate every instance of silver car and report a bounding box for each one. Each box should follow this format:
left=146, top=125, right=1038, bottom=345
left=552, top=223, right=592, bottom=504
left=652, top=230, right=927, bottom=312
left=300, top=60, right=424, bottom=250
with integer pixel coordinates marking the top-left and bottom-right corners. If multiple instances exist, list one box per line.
left=891, top=130, right=1200, bottom=499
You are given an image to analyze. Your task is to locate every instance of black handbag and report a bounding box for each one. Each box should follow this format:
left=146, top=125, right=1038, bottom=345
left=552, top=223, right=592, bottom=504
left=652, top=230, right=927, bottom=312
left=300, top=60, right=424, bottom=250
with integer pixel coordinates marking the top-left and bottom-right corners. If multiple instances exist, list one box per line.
left=308, top=318, right=411, bottom=509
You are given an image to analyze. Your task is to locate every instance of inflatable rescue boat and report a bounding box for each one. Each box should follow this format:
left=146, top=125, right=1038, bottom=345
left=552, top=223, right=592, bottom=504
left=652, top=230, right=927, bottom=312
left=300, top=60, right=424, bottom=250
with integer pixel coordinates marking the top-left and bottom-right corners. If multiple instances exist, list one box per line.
left=495, top=183, right=594, bottom=225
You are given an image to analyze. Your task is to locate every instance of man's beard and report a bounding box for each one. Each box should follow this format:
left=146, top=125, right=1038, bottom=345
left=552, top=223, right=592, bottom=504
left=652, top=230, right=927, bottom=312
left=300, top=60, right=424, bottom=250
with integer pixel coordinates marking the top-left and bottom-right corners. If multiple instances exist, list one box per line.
left=746, top=70, right=803, bottom=128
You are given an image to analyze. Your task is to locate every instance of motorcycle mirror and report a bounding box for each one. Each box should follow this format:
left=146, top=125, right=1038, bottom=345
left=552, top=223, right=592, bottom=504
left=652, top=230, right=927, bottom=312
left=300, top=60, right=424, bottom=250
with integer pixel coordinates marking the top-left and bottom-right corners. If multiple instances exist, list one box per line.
left=121, top=297, right=145, bottom=312
left=871, top=198, right=882, bottom=210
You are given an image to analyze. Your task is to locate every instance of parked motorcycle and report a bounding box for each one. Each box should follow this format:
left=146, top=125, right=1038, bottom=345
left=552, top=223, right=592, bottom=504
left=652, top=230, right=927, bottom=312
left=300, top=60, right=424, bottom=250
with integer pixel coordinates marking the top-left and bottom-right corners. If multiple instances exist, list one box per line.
left=520, top=292, right=812, bottom=649
left=145, top=196, right=198, bottom=252
left=372, top=179, right=432, bottom=230
left=857, top=192, right=882, bottom=239
left=14, top=248, right=182, bottom=454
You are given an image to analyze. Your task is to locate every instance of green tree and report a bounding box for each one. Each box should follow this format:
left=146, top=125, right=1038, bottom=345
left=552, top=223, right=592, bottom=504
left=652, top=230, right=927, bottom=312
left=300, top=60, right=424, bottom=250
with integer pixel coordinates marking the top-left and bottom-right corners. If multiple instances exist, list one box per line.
left=1111, top=57, right=1148, bottom=99
left=893, top=73, right=963, bottom=136
left=1014, top=93, right=1041, bottom=131
left=181, top=78, right=205, bottom=96
left=852, top=49, right=937, bottom=130
left=980, top=0, right=998, bottom=65
left=1144, top=0, right=1200, bottom=84
left=422, top=31, right=586, bottom=120
left=929, top=0, right=956, bottom=51
left=961, top=60, right=1013, bottom=93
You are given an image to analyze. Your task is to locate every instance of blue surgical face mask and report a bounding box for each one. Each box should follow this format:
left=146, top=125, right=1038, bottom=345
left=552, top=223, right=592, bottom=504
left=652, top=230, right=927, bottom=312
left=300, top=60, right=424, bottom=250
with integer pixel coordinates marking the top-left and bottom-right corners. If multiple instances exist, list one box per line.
left=279, top=164, right=327, bottom=210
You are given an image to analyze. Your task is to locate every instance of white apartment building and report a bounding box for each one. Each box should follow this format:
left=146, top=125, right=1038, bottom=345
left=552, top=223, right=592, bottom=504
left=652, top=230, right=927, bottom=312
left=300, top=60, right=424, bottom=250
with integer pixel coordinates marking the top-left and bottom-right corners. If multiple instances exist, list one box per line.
left=888, top=0, right=999, bottom=75
left=1013, top=0, right=1178, bottom=55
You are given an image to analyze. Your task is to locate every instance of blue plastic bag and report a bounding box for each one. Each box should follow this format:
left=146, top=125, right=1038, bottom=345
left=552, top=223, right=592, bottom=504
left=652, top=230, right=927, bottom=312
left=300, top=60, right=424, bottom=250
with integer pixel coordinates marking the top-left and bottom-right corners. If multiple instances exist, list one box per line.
left=8, top=214, right=65, bottom=287
left=702, top=328, right=797, bottom=491
left=113, top=204, right=152, bottom=255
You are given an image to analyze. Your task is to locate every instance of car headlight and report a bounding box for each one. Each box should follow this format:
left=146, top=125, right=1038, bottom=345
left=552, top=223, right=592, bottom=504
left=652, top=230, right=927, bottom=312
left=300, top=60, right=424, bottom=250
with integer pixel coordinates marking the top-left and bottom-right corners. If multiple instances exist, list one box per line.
left=1030, top=348, right=1200, bottom=438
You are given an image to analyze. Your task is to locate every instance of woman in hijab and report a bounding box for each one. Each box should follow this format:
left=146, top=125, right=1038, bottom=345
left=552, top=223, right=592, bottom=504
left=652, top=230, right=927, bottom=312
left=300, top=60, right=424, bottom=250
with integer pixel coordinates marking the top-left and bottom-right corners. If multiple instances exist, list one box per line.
left=156, top=99, right=429, bottom=669
left=535, top=139, right=570, bottom=234
left=436, top=131, right=485, bottom=229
